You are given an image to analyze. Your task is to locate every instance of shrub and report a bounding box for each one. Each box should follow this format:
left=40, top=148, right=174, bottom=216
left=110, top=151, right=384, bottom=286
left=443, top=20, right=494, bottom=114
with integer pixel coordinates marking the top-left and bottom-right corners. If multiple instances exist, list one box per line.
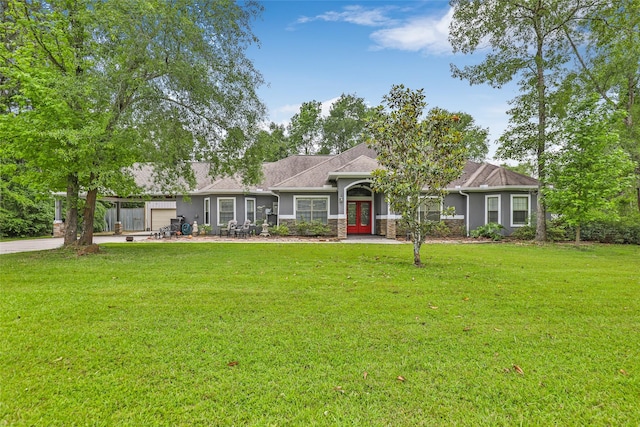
left=471, top=222, right=505, bottom=241
left=579, top=215, right=640, bottom=244
left=295, top=221, right=310, bottom=236
left=0, top=186, right=54, bottom=238
left=295, top=220, right=331, bottom=236
left=309, top=220, right=331, bottom=236
left=510, top=225, right=535, bottom=240
left=270, top=224, right=289, bottom=236
left=428, top=221, right=452, bottom=238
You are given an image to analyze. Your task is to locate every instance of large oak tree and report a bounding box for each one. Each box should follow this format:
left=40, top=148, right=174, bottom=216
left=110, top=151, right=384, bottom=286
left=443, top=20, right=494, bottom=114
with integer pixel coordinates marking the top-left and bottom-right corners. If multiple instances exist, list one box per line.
left=0, top=0, right=265, bottom=246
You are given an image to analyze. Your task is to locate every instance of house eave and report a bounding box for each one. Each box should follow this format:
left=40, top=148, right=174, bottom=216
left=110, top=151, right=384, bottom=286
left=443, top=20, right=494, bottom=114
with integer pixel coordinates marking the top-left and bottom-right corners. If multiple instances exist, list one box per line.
left=269, top=187, right=339, bottom=192
left=327, top=172, right=373, bottom=180
left=447, top=185, right=538, bottom=192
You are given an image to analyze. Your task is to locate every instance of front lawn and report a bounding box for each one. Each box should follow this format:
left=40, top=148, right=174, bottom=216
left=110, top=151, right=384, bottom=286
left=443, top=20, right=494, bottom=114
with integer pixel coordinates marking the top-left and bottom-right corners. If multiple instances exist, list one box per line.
left=1, top=243, right=638, bottom=425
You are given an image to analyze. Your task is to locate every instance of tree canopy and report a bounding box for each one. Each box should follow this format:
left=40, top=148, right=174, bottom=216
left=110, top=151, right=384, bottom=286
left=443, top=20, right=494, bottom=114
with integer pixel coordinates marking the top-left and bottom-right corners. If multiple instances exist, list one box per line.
left=561, top=0, right=640, bottom=209
left=449, top=0, right=601, bottom=241
left=0, top=0, right=265, bottom=245
left=546, top=97, right=634, bottom=243
left=321, top=94, right=371, bottom=154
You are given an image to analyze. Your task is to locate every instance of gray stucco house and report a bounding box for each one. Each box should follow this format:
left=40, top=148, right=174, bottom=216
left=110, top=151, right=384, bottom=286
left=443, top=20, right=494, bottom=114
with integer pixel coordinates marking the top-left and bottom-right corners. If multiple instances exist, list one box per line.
left=135, top=143, right=539, bottom=239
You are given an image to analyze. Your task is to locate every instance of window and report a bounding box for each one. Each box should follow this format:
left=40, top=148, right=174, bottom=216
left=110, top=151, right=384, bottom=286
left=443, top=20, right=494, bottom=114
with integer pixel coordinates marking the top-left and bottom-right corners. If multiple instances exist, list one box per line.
left=511, top=195, right=530, bottom=226
left=204, top=198, right=211, bottom=225
left=272, top=202, right=278, bottom=215
left=217, top=197, right=235, bottom=225
left=295, top=197, right=328, bottom=224
left=419, top=197, right=441, bottom=222
left=486, top=195, right=500, bottom=224
left=245, top=198, right=256, bottom=223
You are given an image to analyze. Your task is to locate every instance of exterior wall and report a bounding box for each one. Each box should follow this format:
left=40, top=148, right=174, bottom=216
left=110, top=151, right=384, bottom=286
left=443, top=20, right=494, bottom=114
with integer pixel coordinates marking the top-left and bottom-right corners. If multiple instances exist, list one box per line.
left=443, top=193, right=466, bottom=218
left=465, top=190, right=538, bottom=236
left=176, top=196, right=202, bottom=226
left=275, top=191, right=338, bottom=223
left=177, top=194, right=279, bottom=234
left=174, top=187, right=537, bottom=238
left=277, top=193, right=295, bottom=216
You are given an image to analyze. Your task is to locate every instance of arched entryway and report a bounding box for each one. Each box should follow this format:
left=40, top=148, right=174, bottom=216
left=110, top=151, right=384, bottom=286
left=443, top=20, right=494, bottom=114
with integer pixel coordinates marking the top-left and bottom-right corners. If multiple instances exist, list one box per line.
left=346, top=184, right=373, bottom=235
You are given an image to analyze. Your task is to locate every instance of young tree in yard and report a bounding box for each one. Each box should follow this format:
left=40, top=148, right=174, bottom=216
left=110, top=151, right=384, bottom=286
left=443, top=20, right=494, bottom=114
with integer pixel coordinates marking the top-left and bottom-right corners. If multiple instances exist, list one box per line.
left=365, top=85, right=467, bottom=267
left=321, top=93, right=371, bottom=154
left=561, top=0, right=640, bottom=210
left=0, top=0, right=264, bottom=246
left=547, top=97, right=634, bottom=244
left=288, top=101, right=323, bottom=155
left=449, top=0, right=600, bottom=242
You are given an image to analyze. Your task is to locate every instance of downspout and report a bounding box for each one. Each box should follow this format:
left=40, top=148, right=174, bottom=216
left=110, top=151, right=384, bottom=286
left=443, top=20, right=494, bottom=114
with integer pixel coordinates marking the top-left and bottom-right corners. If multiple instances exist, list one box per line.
left=459, top=190, right=470, bottom=237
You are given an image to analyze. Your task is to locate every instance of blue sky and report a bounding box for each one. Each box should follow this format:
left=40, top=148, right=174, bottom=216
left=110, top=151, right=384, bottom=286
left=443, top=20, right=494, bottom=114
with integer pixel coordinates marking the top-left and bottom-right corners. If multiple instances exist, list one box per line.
left=247, top=1, right=519, bottom=159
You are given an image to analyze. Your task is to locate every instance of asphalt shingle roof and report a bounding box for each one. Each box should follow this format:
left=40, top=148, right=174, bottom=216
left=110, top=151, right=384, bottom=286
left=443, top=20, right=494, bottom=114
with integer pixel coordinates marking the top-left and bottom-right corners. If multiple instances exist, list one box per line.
left=131, top=144, right=538, bottom=195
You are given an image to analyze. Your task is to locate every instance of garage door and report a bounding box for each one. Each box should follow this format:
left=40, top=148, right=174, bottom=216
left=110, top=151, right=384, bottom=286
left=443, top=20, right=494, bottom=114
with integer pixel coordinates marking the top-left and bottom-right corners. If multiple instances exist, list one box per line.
left=151, top=209, right=176, bottom=231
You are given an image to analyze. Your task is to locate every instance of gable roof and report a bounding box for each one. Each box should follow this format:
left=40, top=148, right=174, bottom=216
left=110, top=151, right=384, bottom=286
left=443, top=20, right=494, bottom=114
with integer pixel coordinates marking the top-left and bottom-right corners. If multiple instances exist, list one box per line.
left=132, top=144, right=538, bottom=195
left=448, top=162, right=538, bottom=190
left=271, top=144, right=378, bottom=189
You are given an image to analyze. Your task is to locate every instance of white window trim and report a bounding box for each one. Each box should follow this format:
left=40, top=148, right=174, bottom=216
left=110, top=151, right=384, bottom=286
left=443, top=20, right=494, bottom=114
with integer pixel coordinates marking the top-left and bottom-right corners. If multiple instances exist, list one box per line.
left=510, top=194, right=531, bottom=227
left=485, top=194, right=501, bottom=225
left=217, top=197, right=236, bottom=226
left=294, top=195, right=330, bottom=223
left=245, top=198, right=256, bottom=223
left=204, top=197, right=211, bottom=225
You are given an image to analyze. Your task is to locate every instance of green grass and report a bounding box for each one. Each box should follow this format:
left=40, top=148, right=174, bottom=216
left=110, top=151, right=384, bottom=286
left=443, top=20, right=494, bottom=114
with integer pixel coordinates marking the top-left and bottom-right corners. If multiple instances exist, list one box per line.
left=1, top=242, right=638, bottom=425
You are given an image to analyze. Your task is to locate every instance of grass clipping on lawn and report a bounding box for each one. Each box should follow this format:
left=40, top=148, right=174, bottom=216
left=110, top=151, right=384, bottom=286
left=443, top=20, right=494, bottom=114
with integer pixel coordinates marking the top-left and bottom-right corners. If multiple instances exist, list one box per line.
left=1, top=243, right=638, bottom=425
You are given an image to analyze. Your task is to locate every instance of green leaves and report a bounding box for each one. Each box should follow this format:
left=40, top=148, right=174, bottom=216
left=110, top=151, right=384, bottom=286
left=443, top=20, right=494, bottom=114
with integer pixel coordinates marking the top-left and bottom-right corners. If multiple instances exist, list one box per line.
left=1, top=0, right=265, bottom=244
left=546, top=97, right=635, bottom=242
left=365, top=85, right=467, bottom=266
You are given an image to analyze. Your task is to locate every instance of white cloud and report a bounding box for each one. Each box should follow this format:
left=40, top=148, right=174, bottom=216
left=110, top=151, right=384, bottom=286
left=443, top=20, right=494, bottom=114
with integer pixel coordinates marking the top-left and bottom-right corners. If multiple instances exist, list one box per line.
left=274, top=103, right=301, bottom=117
left=295, top=5, right=397, bottom=27
left=320, top=96, right=341, bottom=117
left=370, top=8, right=453, bottom=55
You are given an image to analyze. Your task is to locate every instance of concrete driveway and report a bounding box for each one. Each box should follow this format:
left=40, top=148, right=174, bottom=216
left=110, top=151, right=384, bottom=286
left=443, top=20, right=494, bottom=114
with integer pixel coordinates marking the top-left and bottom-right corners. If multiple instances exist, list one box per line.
left=0, top=235, right=150, bottom=255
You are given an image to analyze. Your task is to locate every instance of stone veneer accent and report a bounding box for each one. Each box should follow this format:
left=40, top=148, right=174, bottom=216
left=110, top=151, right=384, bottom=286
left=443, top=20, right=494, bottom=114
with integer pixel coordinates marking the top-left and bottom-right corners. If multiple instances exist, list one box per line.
left=386, top=217, right=396, bottom=239
left=277, top=218, right=464, bottom=239
left=337, top=218, right=347, bottom=239
left=396, top=219, right=466, bottom=238
left=53, top=220, right=65, bottom=238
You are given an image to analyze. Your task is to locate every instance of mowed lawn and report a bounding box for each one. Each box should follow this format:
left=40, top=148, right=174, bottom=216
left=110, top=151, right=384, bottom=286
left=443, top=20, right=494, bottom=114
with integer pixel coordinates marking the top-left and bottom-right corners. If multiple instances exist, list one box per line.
left=1, top=242, right=638, bottom=425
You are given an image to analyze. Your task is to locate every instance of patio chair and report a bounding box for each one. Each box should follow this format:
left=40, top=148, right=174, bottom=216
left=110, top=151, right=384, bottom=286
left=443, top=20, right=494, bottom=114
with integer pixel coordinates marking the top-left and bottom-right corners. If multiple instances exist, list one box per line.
left=235, top=220, right=252, bottom=238
left=220, top=220, right=237, bottom=237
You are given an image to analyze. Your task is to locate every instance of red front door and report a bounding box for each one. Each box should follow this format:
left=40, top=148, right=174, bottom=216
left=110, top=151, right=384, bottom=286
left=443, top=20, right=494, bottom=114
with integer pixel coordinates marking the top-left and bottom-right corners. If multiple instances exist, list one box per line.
left=347, top=201, right=372, bottom=234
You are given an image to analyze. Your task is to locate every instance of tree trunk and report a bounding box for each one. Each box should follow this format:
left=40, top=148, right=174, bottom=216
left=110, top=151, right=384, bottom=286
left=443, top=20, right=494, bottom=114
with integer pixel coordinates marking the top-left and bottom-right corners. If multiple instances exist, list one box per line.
left=413, top=239, right=422, bottom=267
left=534, top=29, right=548, bottom=242
left=413, top=225, right=423, bottom=267
left=575, top=223, right=581, bottom=245
left=64, top=174, right=79, bottom=246
left=79, top=187, right=98, bottom=246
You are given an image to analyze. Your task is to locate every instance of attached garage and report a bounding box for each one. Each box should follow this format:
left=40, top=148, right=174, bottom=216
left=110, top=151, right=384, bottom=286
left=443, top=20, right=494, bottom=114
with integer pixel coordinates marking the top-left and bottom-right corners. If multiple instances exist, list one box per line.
left=150, top=208, right=176, bottom=231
